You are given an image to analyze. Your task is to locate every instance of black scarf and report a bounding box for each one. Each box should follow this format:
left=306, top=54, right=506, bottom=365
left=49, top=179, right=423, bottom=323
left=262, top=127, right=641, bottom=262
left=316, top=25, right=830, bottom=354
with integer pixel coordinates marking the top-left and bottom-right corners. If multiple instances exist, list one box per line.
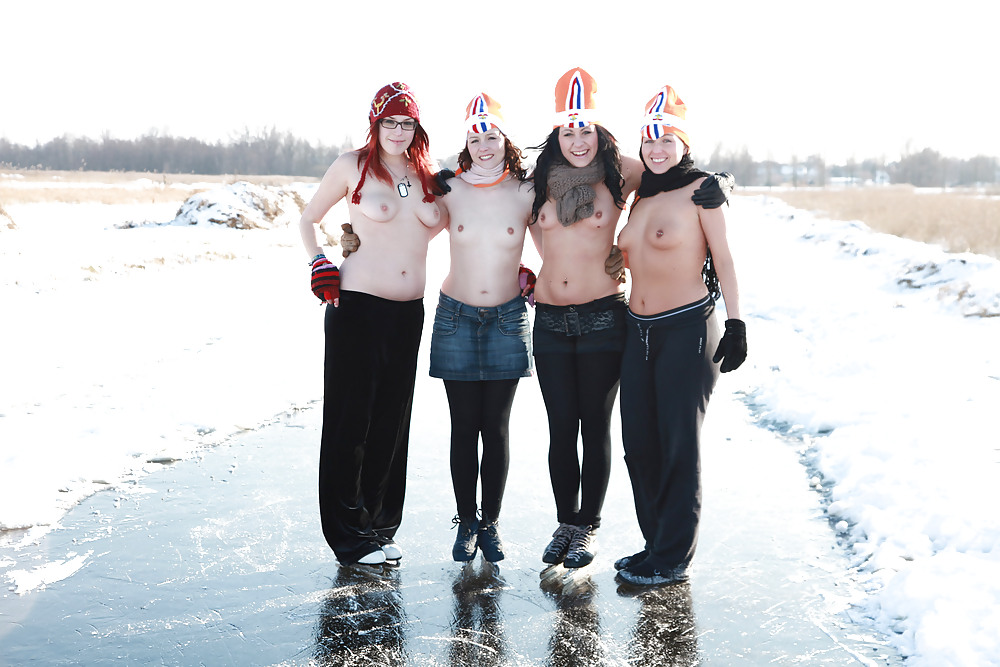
left=635, top=153, right=709, bottom=200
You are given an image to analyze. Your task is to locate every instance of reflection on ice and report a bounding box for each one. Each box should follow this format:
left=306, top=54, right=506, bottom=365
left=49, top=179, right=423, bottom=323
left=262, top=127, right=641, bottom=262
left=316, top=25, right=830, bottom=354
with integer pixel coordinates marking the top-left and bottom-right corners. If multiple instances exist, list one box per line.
left=541, top=569, right=604, bottom=666
left=448, top=561, right=509, bottom=665
left=314, top=566, right=407, bottom=665
left=625, top=582, right=698, bottom=666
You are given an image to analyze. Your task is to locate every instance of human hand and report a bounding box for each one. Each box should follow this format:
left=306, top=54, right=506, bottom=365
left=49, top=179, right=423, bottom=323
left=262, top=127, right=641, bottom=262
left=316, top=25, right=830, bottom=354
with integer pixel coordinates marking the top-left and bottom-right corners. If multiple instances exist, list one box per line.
left=712, top=318, right=747, bottom=372
left=310, top=254, right=340, bottom=305
left=435, top=168, right=456, bottom=194
left=340, top=223, right=359, bottom=258
left=518, top=263, right=536, bottom=306
left=692, top=172, right=735, bottom=209
left=605, top=245, right=626, bottom=284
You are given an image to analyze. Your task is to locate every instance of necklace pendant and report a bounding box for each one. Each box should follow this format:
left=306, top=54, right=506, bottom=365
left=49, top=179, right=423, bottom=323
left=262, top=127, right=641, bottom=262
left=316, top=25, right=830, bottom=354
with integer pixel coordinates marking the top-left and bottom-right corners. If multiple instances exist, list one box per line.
left=397, top=182, right=409, bottom=198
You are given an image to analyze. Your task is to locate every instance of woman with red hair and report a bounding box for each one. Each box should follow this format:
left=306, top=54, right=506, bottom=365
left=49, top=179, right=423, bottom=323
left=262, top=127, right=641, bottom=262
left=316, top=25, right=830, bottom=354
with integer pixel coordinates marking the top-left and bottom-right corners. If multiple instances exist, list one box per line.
left=299, top=82, right=446, bottom=567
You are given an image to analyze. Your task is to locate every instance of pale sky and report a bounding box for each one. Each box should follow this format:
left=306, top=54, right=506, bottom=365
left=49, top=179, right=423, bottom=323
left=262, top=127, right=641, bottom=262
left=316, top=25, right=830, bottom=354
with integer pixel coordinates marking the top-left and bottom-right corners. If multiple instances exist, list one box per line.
left=4, top=0, right=996, bottom=165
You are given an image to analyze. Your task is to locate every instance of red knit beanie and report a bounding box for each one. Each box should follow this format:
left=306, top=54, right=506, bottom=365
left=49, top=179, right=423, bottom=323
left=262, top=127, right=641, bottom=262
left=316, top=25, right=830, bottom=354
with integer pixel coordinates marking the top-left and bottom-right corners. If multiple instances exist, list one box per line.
left=353, top=82, right=422, bottom=204
left=369, top=82, right=420, bottom=124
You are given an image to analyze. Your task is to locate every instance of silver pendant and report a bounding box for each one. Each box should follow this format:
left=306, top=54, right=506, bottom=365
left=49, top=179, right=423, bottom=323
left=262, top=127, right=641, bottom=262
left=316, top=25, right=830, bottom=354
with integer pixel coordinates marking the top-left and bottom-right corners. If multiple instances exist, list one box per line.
left=397, top=182, right=409, bottom=198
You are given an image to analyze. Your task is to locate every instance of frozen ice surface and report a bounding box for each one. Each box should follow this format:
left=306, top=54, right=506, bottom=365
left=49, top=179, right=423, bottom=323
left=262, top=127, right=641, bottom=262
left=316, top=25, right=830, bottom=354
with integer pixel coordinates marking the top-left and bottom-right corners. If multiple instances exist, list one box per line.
left=0, top=403, right=900, bottom=665
left=4, top=188, right=998, bottom=665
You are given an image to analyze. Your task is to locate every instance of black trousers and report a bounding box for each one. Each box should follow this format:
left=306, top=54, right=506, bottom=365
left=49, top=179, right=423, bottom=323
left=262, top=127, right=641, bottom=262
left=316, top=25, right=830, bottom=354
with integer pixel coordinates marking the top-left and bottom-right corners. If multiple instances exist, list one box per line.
left=319, top=290, right=423, bottom=564
left=444, top=379, right=519, bottom=522
left=533, top=295, right=627, bottom=529
left=620, top=297, right=720, bottom=570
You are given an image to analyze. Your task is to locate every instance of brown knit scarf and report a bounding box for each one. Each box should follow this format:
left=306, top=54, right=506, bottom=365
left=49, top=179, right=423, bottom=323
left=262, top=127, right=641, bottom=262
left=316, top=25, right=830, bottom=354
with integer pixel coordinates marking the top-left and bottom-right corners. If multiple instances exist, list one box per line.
left=547, top=160, right=605, bottom=226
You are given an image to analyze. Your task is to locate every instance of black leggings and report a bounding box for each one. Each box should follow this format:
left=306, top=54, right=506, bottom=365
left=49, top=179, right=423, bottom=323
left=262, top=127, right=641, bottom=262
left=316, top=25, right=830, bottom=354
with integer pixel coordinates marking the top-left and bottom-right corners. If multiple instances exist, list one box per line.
left=534, top=351, right=622, bottom=529
left=444, top=379, right=519, bottom=522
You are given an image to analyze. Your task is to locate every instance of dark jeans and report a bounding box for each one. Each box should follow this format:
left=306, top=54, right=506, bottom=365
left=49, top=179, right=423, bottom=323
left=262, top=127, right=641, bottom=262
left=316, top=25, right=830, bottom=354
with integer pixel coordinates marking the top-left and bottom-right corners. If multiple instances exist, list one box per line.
left=319, top=290, right=423, bottom=564
left=620, top=296, right=720, bottom=570
left=444, top=379, right=519, bottom=522
left=533, top=294, right=627, bottom=529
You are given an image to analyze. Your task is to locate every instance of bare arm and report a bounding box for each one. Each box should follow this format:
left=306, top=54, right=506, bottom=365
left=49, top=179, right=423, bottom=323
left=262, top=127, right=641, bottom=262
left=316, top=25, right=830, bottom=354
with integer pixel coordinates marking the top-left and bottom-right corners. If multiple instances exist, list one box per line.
left=699, top=204, right=740, bottom=320
left=621, top=155, right=644, bottom=196
left=527, top=218, right=543, bottom=259
left=299, top=155, right=352, bottom=259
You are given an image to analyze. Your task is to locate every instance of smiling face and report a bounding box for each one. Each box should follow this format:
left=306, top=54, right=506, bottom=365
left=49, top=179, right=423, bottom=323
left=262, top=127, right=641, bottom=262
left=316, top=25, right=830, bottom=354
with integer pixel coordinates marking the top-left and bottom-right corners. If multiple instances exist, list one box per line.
left=557, top=124, right=599, bottom=168
left=377, top=115, right=416, bottom=157
left=641, top=132, right=687, bottom=174
left=466, top=129, right=506, bottom=170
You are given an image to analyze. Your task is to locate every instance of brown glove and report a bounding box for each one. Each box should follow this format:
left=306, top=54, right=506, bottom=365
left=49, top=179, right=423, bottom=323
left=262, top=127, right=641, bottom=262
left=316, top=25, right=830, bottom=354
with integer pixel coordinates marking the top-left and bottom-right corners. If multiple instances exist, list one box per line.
left=340, top=223, right=360, bottom=258
left=605, top=245, right=626, bottom=284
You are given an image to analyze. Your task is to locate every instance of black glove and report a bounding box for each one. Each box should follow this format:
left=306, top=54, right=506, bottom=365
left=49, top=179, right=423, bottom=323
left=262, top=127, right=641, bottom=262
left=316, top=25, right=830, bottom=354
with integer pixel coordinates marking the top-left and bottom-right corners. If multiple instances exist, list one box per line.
left=435, top=168, right=456, bottom=194
left=712, top=318, right=746, bottom=373
left=692, top=172, right=735, bottom=209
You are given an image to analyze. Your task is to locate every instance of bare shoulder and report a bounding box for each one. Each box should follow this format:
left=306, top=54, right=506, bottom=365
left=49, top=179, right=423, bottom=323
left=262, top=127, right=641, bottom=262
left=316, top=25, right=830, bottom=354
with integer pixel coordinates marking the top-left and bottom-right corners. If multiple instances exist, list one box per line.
left=621, top=155, right=645, bottom=192
left=329, top=150, right=362, bottom=178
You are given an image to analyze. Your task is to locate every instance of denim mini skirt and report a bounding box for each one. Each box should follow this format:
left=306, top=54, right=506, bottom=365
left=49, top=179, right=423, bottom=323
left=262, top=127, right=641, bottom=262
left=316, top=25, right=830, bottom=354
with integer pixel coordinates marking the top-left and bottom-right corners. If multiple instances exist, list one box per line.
left=429, top=292, right=533, bottom=381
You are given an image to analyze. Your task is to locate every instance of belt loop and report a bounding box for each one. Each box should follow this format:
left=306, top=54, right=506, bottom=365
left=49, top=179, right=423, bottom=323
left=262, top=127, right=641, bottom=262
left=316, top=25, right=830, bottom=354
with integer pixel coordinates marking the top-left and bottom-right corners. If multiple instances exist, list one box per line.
left=564, top=311, right=581, bottom=336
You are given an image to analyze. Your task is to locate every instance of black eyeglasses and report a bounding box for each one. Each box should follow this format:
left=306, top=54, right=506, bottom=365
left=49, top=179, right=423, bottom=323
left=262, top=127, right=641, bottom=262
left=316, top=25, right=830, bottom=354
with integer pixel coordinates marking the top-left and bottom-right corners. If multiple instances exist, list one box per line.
left=379, top=118, right=418, bottom=131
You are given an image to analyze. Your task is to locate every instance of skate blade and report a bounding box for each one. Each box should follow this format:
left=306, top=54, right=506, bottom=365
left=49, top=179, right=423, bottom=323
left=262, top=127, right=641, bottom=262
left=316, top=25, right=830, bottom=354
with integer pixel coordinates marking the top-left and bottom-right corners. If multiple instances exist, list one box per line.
left=339, top=562, right=393, bottom=578
left=559, top=566, right=594, bottom=595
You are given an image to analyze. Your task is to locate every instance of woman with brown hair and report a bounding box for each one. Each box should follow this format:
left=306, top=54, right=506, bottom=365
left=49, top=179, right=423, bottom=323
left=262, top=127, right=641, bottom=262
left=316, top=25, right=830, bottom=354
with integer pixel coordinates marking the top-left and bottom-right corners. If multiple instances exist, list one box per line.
left=530, top=68, right=731, bottom=570
left=614, top=84, right=746, bottom=587
left=428, top=93, right=540, bottom=564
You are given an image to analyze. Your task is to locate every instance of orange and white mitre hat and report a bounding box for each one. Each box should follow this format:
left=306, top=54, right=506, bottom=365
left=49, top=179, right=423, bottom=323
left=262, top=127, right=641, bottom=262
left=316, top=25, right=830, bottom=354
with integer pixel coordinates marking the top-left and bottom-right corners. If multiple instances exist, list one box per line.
left=641, top=85, right=689, bottom=147
left=465, top=93, right=505, bottom=134
left=553, top=67, right=599, bottom=128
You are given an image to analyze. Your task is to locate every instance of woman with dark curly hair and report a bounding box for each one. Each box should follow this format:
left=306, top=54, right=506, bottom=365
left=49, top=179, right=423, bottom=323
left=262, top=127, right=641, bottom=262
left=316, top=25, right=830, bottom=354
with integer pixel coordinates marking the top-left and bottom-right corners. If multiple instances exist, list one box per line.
left=299, top=81, right=447, bottom=567
left=429, top=93, right=541, bottom=565
left=339, top=93, right=541, bottom=565
left=530, top=68, right=731, bottom=570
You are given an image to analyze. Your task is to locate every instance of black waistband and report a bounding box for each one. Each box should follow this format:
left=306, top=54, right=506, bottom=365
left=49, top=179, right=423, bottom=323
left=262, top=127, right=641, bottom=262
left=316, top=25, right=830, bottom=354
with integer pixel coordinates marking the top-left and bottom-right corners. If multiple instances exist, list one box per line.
left=535, top=293, right=626, bottom=336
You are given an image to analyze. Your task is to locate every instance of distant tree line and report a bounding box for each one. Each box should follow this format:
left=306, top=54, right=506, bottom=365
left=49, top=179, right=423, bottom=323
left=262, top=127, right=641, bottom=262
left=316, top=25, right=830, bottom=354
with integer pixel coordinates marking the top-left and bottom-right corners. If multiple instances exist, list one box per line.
left=2, top=131, right=997, bottom=188
left=704, top=146, right=999, bottom=188
left=0, top=129, right=342, bottom=177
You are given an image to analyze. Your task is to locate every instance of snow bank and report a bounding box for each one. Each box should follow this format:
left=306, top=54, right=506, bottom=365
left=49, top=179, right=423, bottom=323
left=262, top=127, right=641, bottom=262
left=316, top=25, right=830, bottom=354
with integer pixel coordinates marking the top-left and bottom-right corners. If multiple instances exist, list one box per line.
left=168, top=181, right=305, bottom=229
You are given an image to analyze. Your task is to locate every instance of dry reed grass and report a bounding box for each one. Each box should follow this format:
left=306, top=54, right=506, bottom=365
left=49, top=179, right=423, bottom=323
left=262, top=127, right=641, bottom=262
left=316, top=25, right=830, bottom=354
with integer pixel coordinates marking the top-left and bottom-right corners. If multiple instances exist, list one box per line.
left=0, top=169, right=317, bottom=206
left=754, top=185, right=1000, bottom=259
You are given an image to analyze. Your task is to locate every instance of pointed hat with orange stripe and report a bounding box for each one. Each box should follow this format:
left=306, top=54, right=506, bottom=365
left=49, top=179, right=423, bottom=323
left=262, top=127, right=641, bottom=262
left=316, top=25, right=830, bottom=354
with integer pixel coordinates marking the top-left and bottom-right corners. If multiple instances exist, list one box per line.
left=553, top=67, right=599, bottom=129
left=641, top=84, right=689, bottom=147
left=465, top=92, right=505, bottom=134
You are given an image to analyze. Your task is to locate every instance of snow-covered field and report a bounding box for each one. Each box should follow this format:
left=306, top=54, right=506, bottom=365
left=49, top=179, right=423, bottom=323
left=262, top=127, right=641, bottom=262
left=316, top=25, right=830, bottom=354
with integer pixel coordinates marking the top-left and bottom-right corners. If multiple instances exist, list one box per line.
left=2, top=178, right=999, bottom=666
